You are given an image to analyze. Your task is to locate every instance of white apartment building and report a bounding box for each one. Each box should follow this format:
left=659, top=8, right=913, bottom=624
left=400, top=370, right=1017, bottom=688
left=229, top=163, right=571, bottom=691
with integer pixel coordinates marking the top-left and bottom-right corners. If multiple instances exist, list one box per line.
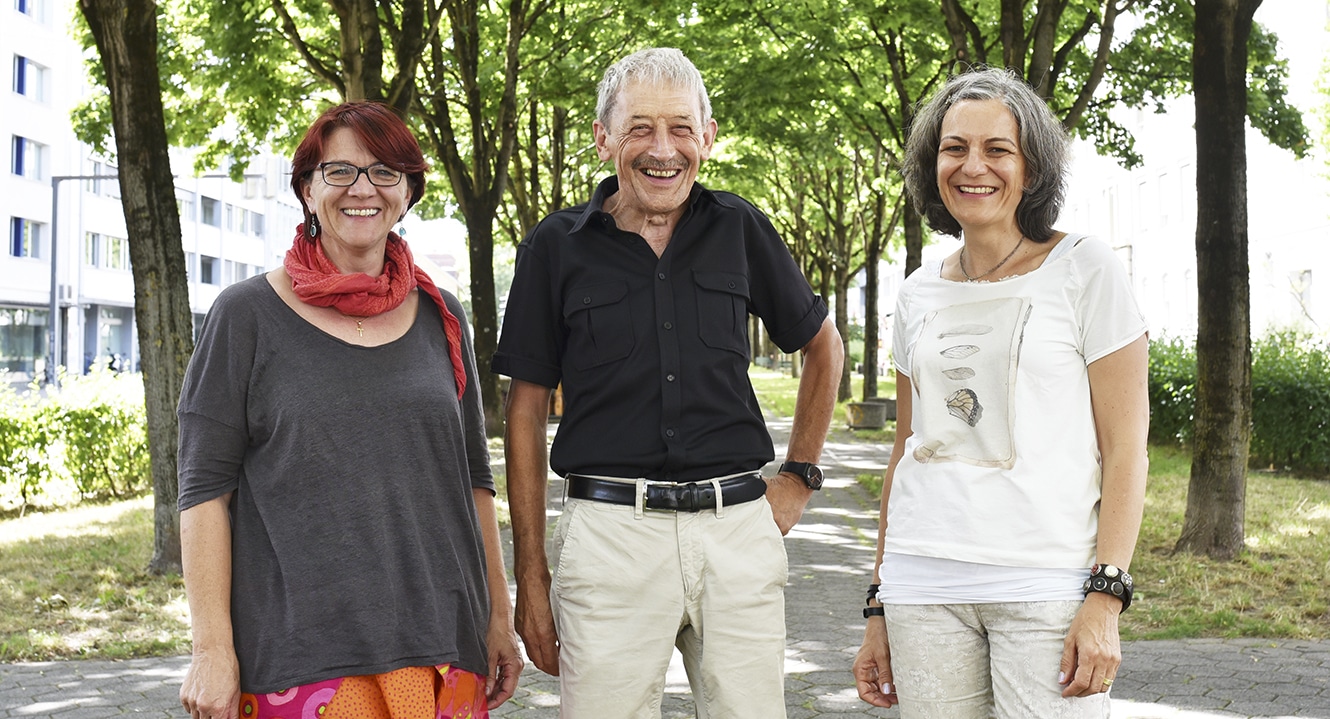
left=1, top=0, right=304, bottom=387
left=1063, top=0, right=1330, bottom=341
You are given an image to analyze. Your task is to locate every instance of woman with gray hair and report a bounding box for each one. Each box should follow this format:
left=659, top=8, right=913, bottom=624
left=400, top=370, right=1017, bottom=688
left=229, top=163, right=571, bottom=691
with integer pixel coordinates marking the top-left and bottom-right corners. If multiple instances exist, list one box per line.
left=853, top=67, right=1149, bottom=718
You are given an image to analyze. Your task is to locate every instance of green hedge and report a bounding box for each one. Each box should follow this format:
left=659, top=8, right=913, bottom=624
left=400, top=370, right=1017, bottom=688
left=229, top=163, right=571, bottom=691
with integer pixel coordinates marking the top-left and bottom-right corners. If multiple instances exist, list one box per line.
left=1250, top=332, right=1330, bottom=474
left=1148, top=332, right=1330, bottom=477
left=0, top=390, right=56, bottom=505
left=1147, top=336, right=1197, bottom=447
left=0, top=370, right=150, bottom=508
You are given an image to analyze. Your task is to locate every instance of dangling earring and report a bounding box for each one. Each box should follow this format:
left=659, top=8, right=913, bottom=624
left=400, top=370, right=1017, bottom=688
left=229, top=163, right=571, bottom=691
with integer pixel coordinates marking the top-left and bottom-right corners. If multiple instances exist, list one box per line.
left=308, top=216, right=320, bottom=238
left=396, top=215, right=406, bottom=238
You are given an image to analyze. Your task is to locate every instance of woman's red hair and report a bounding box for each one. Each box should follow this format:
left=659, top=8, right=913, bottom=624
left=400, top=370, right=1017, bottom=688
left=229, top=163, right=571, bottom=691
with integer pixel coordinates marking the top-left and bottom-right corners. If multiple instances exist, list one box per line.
left=290, top=102, right=429, bottom=231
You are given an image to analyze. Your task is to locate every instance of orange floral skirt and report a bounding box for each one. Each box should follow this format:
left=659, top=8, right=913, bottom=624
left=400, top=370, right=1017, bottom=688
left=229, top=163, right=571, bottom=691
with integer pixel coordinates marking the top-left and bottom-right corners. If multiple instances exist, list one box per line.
left=239, top=664, right=488, bottom=719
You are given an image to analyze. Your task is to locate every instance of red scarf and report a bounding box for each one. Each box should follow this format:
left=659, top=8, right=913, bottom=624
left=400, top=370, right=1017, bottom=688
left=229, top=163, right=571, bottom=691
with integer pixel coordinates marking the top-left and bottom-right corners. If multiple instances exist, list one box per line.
left=284, top=225, right=467, bottom=398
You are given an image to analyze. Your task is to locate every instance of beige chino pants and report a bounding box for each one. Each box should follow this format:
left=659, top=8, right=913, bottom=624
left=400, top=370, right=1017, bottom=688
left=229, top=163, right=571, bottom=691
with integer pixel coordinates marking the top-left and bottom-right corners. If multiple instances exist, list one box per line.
left=549, top=492, right=789, bottom=719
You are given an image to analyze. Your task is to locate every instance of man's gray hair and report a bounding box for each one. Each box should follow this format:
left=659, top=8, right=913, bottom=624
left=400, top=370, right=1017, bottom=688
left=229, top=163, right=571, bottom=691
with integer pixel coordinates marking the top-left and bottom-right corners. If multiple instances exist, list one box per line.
left=596, top=48, right=712, bottom=127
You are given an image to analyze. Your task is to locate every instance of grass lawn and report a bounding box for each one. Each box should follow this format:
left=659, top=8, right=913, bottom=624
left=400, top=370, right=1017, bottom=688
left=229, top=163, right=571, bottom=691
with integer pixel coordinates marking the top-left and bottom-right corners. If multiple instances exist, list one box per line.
left=1, top=366, right=1326, bottom=661
left=0, top=496, right=190, bottom=661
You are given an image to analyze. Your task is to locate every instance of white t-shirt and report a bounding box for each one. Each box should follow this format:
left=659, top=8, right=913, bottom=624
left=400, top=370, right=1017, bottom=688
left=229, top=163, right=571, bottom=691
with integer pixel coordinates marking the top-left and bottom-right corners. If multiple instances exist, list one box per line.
left=885, top=234, right=1147, bottom=583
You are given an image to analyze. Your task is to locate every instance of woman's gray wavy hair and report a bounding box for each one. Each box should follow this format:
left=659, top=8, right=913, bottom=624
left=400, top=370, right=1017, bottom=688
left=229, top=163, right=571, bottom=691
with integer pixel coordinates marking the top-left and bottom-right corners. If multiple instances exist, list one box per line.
left=902, top=66, right=1070, bottom=242
left=596, top=48, right=712, bottom=128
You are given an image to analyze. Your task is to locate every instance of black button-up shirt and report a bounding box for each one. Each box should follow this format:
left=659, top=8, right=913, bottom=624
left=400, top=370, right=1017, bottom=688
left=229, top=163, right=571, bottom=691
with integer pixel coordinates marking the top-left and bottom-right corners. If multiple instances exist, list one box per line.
left=492, top=177, right=827, bottom=482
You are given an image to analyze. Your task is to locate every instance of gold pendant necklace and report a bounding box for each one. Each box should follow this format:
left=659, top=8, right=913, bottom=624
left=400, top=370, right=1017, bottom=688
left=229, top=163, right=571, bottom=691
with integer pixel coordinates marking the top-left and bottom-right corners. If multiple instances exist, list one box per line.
left=960, top=236, right=1024, bottom=282
left=341, top=313, right=366, bottom=337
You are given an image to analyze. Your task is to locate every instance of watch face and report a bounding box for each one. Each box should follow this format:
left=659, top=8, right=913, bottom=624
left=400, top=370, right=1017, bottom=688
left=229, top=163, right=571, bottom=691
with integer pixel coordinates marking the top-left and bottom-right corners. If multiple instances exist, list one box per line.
left=805, top=465, right=824, bottom=490
left=781, top=462, right=823, bottom=489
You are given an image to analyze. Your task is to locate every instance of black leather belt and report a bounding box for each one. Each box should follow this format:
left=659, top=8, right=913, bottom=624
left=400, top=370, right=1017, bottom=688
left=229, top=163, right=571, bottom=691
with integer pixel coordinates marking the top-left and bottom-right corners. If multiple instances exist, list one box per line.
left=566, top=473, right=767, bottom=512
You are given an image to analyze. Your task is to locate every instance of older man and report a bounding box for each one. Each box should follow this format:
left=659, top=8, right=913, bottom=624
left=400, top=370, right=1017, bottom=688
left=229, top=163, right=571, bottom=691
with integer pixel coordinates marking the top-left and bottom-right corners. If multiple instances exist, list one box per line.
left=493, top=47, right=843, bottom=718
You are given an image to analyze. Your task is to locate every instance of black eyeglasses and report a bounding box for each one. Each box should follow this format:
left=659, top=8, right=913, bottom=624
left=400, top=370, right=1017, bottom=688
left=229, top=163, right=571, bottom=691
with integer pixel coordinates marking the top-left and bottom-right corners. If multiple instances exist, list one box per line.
left=317, top=162, right=404, bottom=187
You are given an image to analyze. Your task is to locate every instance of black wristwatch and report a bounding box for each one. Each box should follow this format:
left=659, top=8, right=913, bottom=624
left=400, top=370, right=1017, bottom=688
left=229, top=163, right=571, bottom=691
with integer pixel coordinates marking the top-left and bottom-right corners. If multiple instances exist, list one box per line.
left=779, top=461, right=824, bottom=490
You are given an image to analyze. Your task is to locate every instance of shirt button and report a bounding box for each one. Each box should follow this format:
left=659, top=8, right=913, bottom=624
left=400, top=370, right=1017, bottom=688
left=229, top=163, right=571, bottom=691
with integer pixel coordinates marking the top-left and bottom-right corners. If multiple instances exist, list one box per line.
left=663, top=321, right=673, bottom=330
left=666, top=374, right=675, bottom=382
left=658, top=273, right=666, bottom=280
left=728, top=281, right=736, bottom=289
left=665, top=429, right=676, bottom=438
left=582, top=297, right=591, bottom=305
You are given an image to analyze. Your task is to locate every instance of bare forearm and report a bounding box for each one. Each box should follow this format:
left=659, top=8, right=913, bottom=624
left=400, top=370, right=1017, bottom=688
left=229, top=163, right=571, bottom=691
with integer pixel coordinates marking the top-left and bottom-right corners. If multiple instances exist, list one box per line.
left=1088, top=335, right=1150, bottom=570
left=472, top=488, right=513, bottom=621
left=872, top=376, right=912, bottom=581
left=1096, top=449, right=1147, bottom=569
left=503, top=381, right=554, bottom=583
left=181, top=495, right=235, bottom=654
left=786, top=318, right=843, bottom=462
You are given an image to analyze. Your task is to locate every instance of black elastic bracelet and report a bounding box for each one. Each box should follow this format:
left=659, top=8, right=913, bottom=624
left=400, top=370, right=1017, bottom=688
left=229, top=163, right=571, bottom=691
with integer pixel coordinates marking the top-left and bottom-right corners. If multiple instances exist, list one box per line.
left=863, top=606, right=885, bottom=618
left=866, top=583, right=880, bottom=606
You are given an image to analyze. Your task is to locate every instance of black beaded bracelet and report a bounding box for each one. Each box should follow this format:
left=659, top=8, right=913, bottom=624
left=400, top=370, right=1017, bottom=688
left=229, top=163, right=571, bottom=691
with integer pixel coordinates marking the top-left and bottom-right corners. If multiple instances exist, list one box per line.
left=866, top=583, right=880, bottom=606
left=863, top=606, right=885, bottom=618
left=1083, top=563, right=1134, bottom=612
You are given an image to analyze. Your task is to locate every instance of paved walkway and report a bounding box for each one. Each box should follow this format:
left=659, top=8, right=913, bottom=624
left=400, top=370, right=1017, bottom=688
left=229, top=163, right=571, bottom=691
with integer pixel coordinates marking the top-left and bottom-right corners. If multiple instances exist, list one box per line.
left=2, top=418, right=1328, bottom=718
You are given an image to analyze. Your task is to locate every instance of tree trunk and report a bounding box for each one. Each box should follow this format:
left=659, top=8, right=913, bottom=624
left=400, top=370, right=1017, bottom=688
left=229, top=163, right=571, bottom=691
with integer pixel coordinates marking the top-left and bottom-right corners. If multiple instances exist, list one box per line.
left=416, top=0, right=525, bottom=438
left=1174, top=0, right=1259, bottom=560
left=79, top=0, right=191, bottom=574
left=902, top=202, right=924, bottom=278
left=862, top=239, right=880, bottom=401
left=834, top=267, right=852, bottom=403
left=465, top=214, right=504, bottom=437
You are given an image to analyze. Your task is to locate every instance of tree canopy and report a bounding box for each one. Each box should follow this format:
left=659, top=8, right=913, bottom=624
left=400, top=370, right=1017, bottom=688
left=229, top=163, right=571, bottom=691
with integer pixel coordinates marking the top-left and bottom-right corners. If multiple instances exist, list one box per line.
left=70, top=0, right=1308, bottom=424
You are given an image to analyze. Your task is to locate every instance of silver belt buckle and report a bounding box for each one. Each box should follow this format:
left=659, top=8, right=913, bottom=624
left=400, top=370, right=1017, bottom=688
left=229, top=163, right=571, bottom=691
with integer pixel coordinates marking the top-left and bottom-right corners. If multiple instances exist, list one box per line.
left=633, top=478, right=659, bottom=518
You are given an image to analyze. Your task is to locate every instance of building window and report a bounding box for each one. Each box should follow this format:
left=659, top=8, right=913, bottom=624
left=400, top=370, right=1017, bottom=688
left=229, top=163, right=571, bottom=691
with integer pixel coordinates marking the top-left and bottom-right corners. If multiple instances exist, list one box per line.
left=250, top=211, right=265, bottom=237
left=1290, top=270, right=1313, bottom=319
left=199, top=255, right=218, bottom=285
left=107, top=236, right=129, bottom=270
left=103, top=164, right=121, bottom=198
left=86, top=161, right=103, bottom=194
left=177, top=191, right=196, bottom=222
left=10, top=217, right=43, bottom=258
left=1135, top=178, right=1155, bottom=232
left=0, top=307, right=50, bottom=382
left=201, top=197, right=220, bottom=227
left=84, top=232, right=101, bottom=266
left=14, top=0, right=47, bottom=22
left=184, top=251, right=196, bottom=280
left=11, top=136, right=46, bottom=180
left=13, top=55, right=49, bottom=102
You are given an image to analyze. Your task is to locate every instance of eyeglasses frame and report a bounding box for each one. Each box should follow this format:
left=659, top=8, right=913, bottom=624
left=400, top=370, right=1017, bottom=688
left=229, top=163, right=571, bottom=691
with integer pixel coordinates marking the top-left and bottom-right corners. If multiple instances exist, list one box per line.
left=316, top=161, right=405, bottom=188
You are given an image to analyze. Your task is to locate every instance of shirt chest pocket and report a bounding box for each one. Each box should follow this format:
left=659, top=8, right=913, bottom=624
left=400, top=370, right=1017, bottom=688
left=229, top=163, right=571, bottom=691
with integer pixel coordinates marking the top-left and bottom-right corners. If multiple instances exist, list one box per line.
left=694, top=271, right=751, bottom=358
left=563, top=281, right=635, bottom=370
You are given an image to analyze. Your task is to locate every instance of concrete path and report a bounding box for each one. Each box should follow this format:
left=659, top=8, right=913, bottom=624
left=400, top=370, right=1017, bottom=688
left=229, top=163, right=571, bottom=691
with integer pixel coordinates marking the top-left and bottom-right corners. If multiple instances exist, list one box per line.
left=3, top=417, right=1327, bottom=718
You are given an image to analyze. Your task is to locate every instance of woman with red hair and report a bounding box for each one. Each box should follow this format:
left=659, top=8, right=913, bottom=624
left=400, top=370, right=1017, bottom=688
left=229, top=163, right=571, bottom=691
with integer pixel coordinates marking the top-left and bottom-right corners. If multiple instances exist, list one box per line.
left=176, top=102, right=522, bottom=719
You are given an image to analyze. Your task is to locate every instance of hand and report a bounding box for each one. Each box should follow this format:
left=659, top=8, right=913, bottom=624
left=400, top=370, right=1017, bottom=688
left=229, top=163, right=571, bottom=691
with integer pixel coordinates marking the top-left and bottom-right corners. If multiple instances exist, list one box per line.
left=765, top=472, right=814, bottom=534
left=1059, top=593, right=1123, bottom=697
left=484, top=615, right=525, bottom=708
left=514, top=573, right=561, bottom=676
left=853, top=617, right=898, bottom=708
left=179, top=646, right=240, bottom=719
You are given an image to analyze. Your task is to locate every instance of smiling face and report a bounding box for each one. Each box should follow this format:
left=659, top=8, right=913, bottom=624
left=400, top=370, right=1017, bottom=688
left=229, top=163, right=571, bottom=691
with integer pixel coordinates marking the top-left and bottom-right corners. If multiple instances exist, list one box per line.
left=301, top=127, right=412, bottom=270
left=593, top=79, right=717, bottom=224
left=936, top=98, right=1028, bottom=236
